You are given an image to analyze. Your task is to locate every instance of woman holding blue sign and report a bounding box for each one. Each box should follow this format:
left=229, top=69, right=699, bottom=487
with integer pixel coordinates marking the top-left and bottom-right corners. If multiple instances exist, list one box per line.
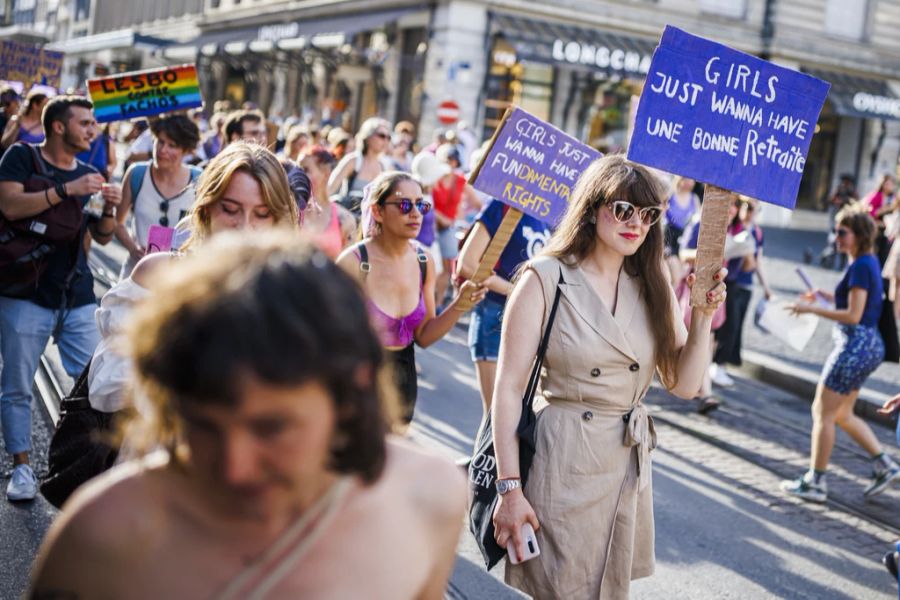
left=491, top=154, right=727, bottom=598
left=783, top=208, right=900, bottom=503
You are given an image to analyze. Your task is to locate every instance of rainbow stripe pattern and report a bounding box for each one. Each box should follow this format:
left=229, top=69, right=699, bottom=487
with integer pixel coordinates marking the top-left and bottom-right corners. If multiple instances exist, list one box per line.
left=88, top=64, right=203, bottom=123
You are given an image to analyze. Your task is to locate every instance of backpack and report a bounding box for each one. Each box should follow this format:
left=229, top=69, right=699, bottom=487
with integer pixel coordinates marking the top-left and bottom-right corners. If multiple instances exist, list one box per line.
left=0, top=143, right=85, bottom=298
left=128, top=161, right=203, bottom=200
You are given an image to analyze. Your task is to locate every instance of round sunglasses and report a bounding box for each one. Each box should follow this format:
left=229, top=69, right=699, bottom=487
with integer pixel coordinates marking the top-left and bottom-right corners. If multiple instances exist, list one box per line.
left=608, top=200, right=662, bottom=227
left=382, top=197, right=432, bottom=215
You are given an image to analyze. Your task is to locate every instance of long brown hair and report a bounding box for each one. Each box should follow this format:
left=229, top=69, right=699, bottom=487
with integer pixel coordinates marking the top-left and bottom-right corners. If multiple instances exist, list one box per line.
left=543, top=154, right=679, bottom=388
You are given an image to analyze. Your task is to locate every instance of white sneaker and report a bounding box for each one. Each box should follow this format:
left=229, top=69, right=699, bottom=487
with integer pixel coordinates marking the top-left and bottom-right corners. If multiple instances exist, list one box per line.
left=709, top=364, right=735, bottom=387
left=7, top=464, right=37, bottom=501
left=781, top=475, right=827, bottom=503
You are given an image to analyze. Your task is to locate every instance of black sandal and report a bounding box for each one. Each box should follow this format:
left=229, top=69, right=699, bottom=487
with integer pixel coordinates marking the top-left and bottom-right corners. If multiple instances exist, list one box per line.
left=697, top=396, right=721, bottom=415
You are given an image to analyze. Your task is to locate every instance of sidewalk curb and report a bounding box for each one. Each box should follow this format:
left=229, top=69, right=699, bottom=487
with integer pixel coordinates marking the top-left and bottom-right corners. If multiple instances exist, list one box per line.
left=738, top=349, right=895, bottom=429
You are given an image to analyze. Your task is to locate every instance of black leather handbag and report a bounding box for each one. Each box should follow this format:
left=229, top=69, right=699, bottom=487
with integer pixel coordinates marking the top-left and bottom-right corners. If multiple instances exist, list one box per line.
left=41, top=360, right=121, bottom=509
left=467, top=270, right=563, bottom=570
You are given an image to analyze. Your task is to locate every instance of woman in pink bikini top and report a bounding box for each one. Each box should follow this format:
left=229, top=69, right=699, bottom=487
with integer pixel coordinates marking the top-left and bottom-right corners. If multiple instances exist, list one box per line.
left=337, top=171, right=487, bottom=425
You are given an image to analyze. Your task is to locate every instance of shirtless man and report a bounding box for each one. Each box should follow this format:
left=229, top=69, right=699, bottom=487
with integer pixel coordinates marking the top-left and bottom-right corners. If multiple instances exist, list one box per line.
left=30, top=233, right=466, bottom=599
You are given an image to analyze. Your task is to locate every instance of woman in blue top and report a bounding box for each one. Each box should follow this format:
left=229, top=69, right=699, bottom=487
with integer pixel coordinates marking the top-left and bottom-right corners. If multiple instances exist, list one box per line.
left=783, top=208, right=898, bottom=503
left=457, top=200, right=552, bottom=416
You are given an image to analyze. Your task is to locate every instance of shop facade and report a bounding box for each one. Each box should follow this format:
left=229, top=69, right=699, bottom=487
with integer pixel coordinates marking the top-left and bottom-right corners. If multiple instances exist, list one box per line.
left=31, top=0, right=900, bottom=213
left=481, top=12, right=656, bottom=152
left=164, top=3, right=430, bottom=133
left=795, top=68, right=900, bottom=209
left=423, top=2, right=900, bottom=211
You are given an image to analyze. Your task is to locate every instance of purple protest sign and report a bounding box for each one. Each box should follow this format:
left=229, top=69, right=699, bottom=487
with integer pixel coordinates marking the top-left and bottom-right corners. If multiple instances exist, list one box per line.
left=627, top=26, right=830, bottom=209
left=470, top=106, right=601, bottom=226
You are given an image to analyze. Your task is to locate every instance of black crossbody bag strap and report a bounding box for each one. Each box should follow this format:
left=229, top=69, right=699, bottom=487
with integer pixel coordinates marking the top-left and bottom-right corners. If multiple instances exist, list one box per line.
left=521, top=269, right=564, bottom=413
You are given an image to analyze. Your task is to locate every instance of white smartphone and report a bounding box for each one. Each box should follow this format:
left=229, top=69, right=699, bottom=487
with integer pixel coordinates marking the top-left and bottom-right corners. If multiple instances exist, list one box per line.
left=506, top=523, right=540, bottom=564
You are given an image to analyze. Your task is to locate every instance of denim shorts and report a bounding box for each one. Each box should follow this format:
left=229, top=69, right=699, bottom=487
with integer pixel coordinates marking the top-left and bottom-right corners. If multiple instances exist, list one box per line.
left=822, top=324, right=884, bottom=394
left=468, top=299, right=504, bottom=362
left=436, top=225, right=459, bottom=260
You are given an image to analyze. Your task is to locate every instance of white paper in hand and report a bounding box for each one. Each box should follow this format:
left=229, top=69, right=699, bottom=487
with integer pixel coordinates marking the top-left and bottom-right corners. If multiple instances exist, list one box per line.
left=758, top=299, right=818, bottom=351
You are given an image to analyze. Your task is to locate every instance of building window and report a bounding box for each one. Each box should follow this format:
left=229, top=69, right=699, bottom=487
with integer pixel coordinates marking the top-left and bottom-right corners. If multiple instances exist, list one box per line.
left=825, top=0, right=868, bottom=40
left=697, top=0, right=746, bottom=19
left=12, top=0, right=35, bottom=25
left=484, top=39, right=554, bottom=140
left=74, top=0, right=90, bottom=21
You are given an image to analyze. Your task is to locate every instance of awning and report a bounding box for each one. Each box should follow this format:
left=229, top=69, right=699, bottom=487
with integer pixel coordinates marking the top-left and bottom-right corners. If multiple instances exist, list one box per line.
left=490, top=13, right=656, bottom=77
left=0, top=25, right=49, bottom=46
left=179, top=6, right=417, bottom=52
left=45, top=29, right=174, bottom=54
left=806, top=68, right=900, bottom=121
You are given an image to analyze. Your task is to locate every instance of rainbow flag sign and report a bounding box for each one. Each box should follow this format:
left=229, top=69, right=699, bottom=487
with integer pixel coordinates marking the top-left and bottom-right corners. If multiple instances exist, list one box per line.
left=87, top=64, right=203, bottom=123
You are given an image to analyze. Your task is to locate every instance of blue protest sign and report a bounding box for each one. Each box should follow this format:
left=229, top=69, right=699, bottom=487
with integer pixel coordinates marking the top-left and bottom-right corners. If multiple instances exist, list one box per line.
left=470, top=106, right=601, bottom=226
left=627, top=26, right=830, bottom=209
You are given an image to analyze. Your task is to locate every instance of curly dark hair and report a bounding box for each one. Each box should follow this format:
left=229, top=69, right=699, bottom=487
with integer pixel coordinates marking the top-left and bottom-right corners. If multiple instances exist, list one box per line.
left=150, top=113, right=200, bottom=151
left=128, top=232, right=396, bottom=483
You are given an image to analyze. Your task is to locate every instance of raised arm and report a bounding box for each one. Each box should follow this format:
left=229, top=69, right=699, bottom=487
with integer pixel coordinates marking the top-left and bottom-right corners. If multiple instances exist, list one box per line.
left=0, top=173, right=103, bottom=221
left=667, top=269, right=727, bottom=399
left=327, top=154, right=355, bottom=196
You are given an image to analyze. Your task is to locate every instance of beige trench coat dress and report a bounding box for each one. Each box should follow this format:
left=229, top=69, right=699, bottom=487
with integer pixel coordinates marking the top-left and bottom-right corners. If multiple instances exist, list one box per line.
left=505, top=256, right=686, bottom=600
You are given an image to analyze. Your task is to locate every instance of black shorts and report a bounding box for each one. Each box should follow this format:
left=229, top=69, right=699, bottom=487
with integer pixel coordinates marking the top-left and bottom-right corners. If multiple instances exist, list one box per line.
left=387, top=344, right=417, bottom=424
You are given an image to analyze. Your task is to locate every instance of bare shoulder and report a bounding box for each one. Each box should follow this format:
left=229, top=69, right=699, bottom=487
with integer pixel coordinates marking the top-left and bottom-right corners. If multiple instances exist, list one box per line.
left=335, top=242, right=364, bottom=281
left=130, top=252, right=176, bottom=288
left=31, top=457, right=171, bottom=594
left=383, top=437, right=466, bottom=522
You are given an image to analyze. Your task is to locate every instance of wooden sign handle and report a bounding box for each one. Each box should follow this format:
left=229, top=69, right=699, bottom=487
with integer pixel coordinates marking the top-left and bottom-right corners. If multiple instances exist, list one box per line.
left=690, top=184, right=736, bottom=308
left=455, top=209, right=524, bottom=312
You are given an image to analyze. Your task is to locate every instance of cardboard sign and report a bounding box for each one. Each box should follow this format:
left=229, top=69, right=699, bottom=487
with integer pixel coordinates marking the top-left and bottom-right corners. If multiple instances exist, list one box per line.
left=0, top=41, right=63, bottom=89
left=146, top=225, right=175, bottom=254
left=88, top=64, right=203, bottom=123
left=470, top=106, right=601, bottom=226
left=628, top=26, right=829, bottom=209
